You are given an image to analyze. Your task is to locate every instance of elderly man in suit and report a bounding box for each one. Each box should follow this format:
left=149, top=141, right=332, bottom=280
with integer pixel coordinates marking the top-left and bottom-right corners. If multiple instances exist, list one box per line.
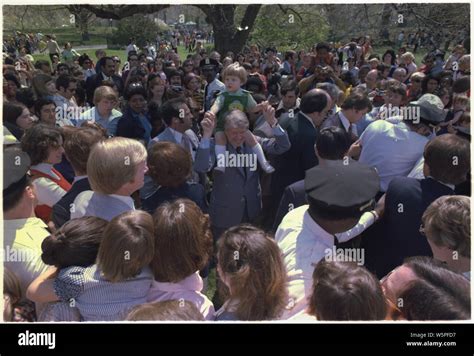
left=270, top=89, right=332, bottom=215
left=85, top=57, right=124, bottom=106
left=195, top=106, right=291, bottom=240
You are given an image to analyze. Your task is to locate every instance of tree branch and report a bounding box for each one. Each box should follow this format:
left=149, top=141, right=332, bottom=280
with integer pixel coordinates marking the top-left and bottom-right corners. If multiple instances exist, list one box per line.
left=277, top=4, right=303, bottom=22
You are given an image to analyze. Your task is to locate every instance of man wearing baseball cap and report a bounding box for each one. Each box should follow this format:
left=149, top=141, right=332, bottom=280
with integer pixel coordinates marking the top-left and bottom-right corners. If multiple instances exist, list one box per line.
left=350, top=93, right=446, bottom=193
left=275, top=160, right=380, bottom=318
left=3, top=145, right=49, bottom=308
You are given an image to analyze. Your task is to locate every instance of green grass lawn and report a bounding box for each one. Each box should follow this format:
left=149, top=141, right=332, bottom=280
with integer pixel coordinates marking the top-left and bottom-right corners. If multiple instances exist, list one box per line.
left=32, top=44, right=215, bottom=65
left=33, top=48, right=127, bottom=64
left=4, top=26, right=113, bottom=47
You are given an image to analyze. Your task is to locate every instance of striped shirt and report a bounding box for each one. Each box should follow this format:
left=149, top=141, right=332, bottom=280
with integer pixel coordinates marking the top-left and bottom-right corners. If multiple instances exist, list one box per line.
left=54, top=265, right=153, bottom=321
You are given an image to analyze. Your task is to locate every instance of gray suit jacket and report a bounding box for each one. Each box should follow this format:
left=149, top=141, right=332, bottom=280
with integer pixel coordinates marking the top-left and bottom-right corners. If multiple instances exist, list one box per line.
left=194, top=129, right=290, bottom=229
left=149, top=127, right=199, bottom=151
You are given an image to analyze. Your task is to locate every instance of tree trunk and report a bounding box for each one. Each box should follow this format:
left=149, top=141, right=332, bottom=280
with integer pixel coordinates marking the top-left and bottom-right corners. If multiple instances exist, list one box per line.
left=81, top=4, right=261, bottom=54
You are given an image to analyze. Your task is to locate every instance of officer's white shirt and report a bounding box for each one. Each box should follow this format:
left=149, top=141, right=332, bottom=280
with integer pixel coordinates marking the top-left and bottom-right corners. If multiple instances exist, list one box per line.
left=275, top=205, right=334, bottom=319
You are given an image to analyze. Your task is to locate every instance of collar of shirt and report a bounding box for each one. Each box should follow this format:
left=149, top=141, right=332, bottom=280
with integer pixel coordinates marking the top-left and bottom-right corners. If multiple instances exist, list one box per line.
left=427, top=176, right=455, bottom=190
left=168, top=127, right=183, bottom=144
left=30, top=163, right=60, bottom=180
left=73, top=175, right=88, bottom=184
left=108, top=194, right=135, bottom=210
left=94, top=107, right=117, bottom=124
left=276, top=97, right=301, bottom=112
left=303, top=208, right=335, bottom=247
left=223, top=88, right=243, bottom=96
left=300, top=111, right=316, bottom=129
left=4, top=217, right=48, bottom=231
left=101, top=72, right=112, bottom=81
left=150, top=271, right=203, bottom=293
left=338, top=110, right=352, bottom=132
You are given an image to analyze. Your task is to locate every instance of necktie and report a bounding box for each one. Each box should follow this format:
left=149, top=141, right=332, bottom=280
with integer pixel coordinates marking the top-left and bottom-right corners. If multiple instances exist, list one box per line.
left=181, top=134, right=192, bottom=154
left=349, top=124, right=358, bottom=143
left=236, top=147, right=247, bottom=179
left=204, top=84, right=209, bottom=111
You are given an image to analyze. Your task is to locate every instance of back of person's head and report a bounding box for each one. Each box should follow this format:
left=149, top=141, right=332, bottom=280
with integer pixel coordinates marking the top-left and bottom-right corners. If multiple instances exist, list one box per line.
left=3, top=268, right=22, bottom=321
left=340, top=90, right=372, bottom=111
left=315, top=83, right=341, bottom=104
left=316, top=127, right=352, bottom=160
left=399, top=256, right=471, bottom=320
left=87, top=137, right=147, bottom=194
left=41, top=217, right=108, bottom=269
left=300, top=89, right=329, bottom=114
left=34, top=59, right=50, bottom=70
left=161, top=97, right=187, bottom=126
left=308, top=260, right=386, bottom=320
left=97, top=210, right=155, bottom=283
left=217, top=224, right=288, bottom=320
left=20, top=124, right=63, bottom=165
left=126, top=300, right=204, bottom=321
left=422, top=195, right=470, bottom=258
left=152, top=199, right=212, bottom=283
left=63, top=128, right=104, bottom=174
left=423, top=134, right=470, bottom=185
left=147, top=141, right=191, bottom=188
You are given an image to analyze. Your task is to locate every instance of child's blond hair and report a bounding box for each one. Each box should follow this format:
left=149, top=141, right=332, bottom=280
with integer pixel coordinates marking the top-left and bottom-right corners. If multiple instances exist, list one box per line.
left=222, top=63, right=247, bottom=84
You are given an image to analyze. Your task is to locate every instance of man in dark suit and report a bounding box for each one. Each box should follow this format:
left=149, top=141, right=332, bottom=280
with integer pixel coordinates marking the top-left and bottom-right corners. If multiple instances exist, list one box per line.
left=195, top=106, right=290, bottom=241
left=51, top=127, right=104, bottom=228
left=85, top=57, right=124, bottom=106
left=321, top=90, right=372, bottom=143
left=362, top=134, right=470, bottom=278
left=273, top=126, right=352, bottom=230
left=270, top=89, right=332, bottom=214
left=141, top=98, right=204, bottom=201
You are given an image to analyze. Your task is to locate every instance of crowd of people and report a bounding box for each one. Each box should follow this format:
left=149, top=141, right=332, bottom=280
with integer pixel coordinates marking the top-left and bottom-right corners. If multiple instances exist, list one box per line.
left=3, top=28, right=471, bottom=322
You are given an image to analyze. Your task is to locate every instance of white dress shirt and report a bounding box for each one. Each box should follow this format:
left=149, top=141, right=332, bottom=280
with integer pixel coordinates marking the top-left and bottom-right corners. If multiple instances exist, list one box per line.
left=31, top=163, right=68, bottom=207
left=275, top=205, right=335, bottom=319
left=359, top=120, right=428, bottom=192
